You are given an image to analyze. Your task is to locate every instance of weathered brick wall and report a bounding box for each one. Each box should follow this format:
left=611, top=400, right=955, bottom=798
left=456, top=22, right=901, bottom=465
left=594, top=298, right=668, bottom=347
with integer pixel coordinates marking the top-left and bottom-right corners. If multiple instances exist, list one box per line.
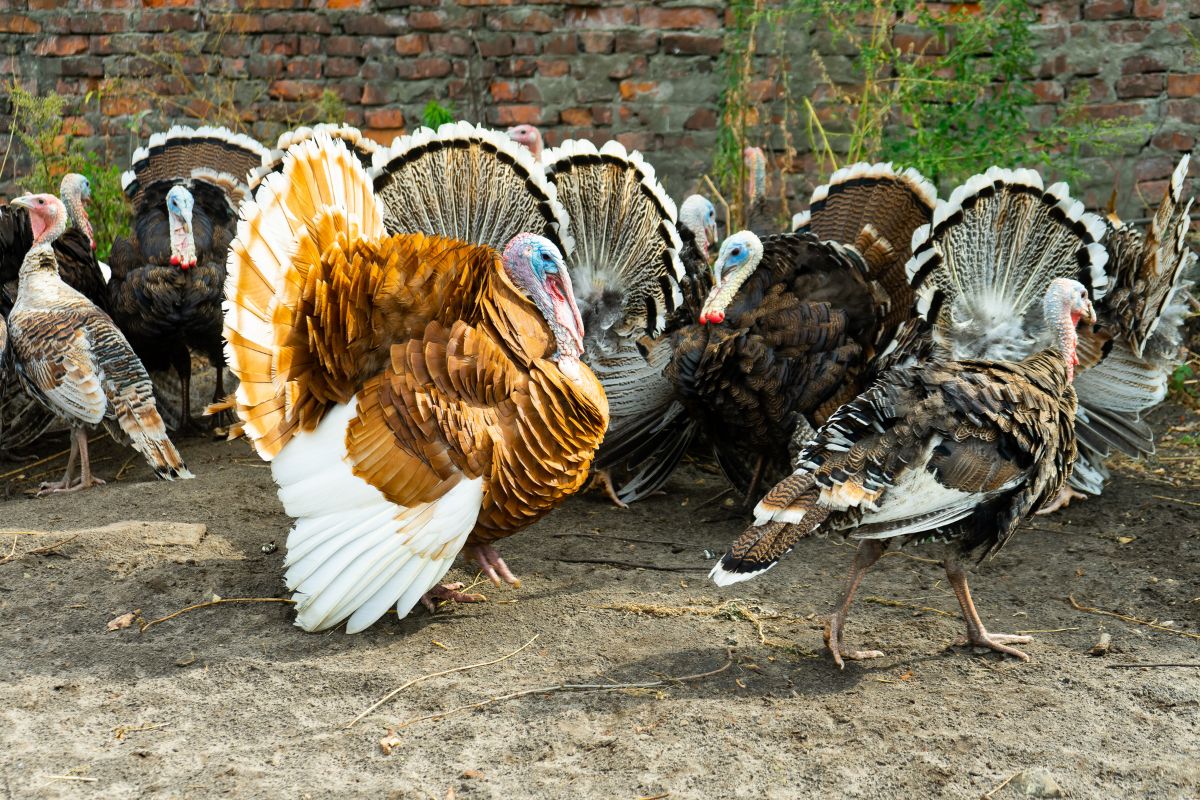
left=0, top=0, right=1197, bottom=218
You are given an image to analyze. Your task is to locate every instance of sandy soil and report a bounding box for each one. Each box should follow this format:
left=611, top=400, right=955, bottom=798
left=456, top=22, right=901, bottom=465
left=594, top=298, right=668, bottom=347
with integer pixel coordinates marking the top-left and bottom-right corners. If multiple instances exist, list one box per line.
left=0, top=405, right=1197, bottom=800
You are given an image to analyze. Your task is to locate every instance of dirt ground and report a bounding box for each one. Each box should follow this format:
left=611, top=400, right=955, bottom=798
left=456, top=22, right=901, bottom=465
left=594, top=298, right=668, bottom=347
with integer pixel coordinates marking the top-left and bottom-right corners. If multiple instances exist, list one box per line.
left=0, top=405, right=1197, bottom=800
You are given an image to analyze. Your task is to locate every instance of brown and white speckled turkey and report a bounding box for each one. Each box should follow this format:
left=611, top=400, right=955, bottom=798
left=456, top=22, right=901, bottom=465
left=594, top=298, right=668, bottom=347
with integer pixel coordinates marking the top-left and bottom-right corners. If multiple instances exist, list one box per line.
left=713, top=170, right=1108, bottom=666
left=6, top=193, right=190, bottom=492
left=666, top=163, right=938, bottom=501
left=1, top=173, right=111, bottom=451
left=107, top=125, right=267, bottom=429
left=540, top=139, right=689, bottom=506
left=1046, top=154, right=1197, bottom=510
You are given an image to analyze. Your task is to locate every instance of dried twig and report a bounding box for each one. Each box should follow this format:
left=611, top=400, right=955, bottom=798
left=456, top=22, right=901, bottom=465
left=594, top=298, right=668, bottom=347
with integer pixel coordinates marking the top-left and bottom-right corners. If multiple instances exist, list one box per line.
left=550, top=532, right=690, bottom=548
left=552, top=557, right=706, bottom=572
left=0, top=444, right=74, bottom=481
left=1151, top=494, right=1200, bottom=508
left=1106, top=663, right=1200, bottom=668
left=981, top=772, right=1017, bottom=800
left=1067, top=596, right=1200, bottom=641
left=863, top=596, right=956, bottom=618
left=0, top=534, right=17, bottom=565
left=45, top=775, right=98, bottom=783
left=347, top=634, right=540, bottom=728
left=138, top=597, right=295, bottom=633
left=0, top=533, right=78, bottom=566
left=390, top=650, right=733, bottom=730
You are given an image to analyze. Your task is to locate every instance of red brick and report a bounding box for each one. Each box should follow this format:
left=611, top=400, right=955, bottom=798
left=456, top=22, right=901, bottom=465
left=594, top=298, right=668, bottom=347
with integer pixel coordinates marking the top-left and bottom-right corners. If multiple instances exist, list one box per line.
left=488, top=9, right=555, bottom=32
left=286, top=59, right=322, bottom=79
left=608, top=56, right=647, bottom=80
left=542, top=33, right=577, bottom=55
left=1152, top=131, right=1196, bottom=150
left=591, top=105, right=613, bottom=125
left=325, top=35, right=361, bottom=56
left=325, top=0, right=365, bottom=8
left=394, top=34, right=426, bottom=55
left=364, top=107, right=404, bottom=128
left=342, top=14, right=405, bottom=35
left=136, top=11, right=199, bottom=32
left=1167, top=99, right=1200, bottom=124
left=615, top=131, right=653, bottom=152
left=1031, top=80, right=1064, bottom=103
left=494, top=104, right=542, bottom=125
left=33, top=35, right=89, bottom=56
left=408, top=10, right=446, bottom=29
left=512, top=34, right=538, bottom=55
left=536, top=58, right=569, bottom=77
left=395, top=57, right=451, bottom=79
left=477, top=34, right=514, bottom=57
left=684, top=107, right=717, bottom=130
left=639, top=7, right=720, bottom=29
left=489, top=81, right=518, bottom=102
left=1135, top=157, right=1176, bottom=182
left=1039, top=4, right=1080, bottom=23
left=1107, top=21, right=1152, bottom=42
left=580, top=31, right=614, bottom=53
left=364, top=128, right=405, bottom=146
left=269, top=79, right=323, bottom=101
left=456, top=0, right=515, bottom=4
left=324, top=57, right=360, bottom=78
left=430, top=33, right=471, bottom=55
left=661, top=33, right=723, bottom=56
left=1116, top=74, right=1164, bottom=98
left=1121, top=55, right=1168, bottom=74
left=1133, top=0, right=1166, bottom=17
left=1167, top=74, right=1200, bottom=97
left=360, top=83, right=391, bottom=105
left=619, top=79, right=664, bottom=101
left=615, top=29, right=658, bottom=53
left=564, top=7, right=635, bottom=28
left=1136, top=179, right=1170, bottom=200
left=560, top=107, right=592, bottom=125
left=1084, top=0, right=1130, bottom=18
left=1083, top=101, right=1148, bottom=120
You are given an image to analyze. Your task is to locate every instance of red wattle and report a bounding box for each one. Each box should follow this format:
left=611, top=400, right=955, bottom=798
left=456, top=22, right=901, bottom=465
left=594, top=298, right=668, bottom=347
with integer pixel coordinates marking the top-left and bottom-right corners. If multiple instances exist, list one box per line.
left=698, top=314, right=708, bottom=325
left=170, top=255, right=181, bottom=266
left=709, top=311, right=725, bottom=324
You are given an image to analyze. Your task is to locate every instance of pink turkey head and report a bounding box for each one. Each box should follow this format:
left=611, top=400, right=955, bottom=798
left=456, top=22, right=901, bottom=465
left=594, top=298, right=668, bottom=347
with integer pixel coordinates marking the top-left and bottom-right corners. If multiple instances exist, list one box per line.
left=11, top=193, right=67, bottom=247
left=506, top=125, right=543, bottom=162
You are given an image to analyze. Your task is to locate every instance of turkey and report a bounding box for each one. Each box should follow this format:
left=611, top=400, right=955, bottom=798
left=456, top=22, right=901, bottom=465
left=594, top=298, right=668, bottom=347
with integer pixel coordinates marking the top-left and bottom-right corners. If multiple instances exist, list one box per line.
left=1, top=172, right=111, bottom=452
left=713, top=276, right=1093, bottom=667
left=220, top=128, right=608, bottom=632
left=506, top=124, right=544, bottom=161
left=248, top=123, right=379, bottom=192
left=6, top=194, right=191, bottom=493
left=667, top=162, right=937, bottom=501
left=108, top=125, right=267, bottom=430
left=541, top=138, right=689, bottom=506
left=1040, top=154, right=1197, bottom=512
left=677, top=194, right=718, bottom=273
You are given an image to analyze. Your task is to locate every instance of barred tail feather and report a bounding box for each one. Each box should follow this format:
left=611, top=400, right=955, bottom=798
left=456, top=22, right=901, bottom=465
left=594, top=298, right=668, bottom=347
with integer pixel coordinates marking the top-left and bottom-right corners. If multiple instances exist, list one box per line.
left=711, top=474, right=828, bottom=586
left=108, top=396, right=192, bottom=481
left=908, top=167, right=1110, bottom=361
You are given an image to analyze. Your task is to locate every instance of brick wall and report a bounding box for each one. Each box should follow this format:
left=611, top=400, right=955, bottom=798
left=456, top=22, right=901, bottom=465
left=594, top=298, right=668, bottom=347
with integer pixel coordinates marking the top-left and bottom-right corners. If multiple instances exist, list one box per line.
left=1, top=0, right=1197, bottom=219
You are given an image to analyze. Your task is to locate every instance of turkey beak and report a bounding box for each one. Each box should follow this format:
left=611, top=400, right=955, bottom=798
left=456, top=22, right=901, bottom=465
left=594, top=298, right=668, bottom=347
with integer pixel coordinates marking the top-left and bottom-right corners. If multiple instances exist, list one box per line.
left=1081, top=298, right=1096, bottom=326
left=704, top=223, right=719, bottom=258
left=10, top=195, right=33, bottom=211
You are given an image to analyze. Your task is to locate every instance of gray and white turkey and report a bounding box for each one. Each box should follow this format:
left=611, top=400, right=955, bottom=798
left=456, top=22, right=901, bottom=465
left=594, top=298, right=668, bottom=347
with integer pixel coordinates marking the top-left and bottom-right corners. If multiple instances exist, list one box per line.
left=107, top=125, right=267, bottom=431
left=1041, top=154, right=1197, bottom=511
left=713, top=170, right=1107, bottom=665
left=6, top=193, right=190, bottom=493
left=541, top=138, right=690, bottom=506
left=666, top=162, right=938, bottom=502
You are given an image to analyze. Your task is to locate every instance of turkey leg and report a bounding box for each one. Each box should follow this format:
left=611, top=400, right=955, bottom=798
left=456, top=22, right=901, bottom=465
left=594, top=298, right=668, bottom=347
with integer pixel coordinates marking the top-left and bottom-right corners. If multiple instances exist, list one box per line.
left=170, top=345, right=195, bottom=432
left=75, top=427, right=105, bottom=490
left=37, top=428, right=80, bottom=494
left=420, top=582, right=487, bottom=613
left=589, top=468, right=629, bottom=509
left=944, top=557, right=1031, bottom=661
left=464, top=544, right=521, bottom=588
left=1035, top=485, right=1086, bottom=515
left=824, top=539, right=885, bottom=668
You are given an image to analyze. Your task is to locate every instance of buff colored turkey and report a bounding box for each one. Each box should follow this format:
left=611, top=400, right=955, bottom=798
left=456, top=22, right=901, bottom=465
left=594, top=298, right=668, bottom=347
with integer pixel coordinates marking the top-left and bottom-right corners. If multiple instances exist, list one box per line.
left=221, top=129, right=608, bottom=633
left=713, top=168, right=1107, bottom=666
left=6, top=194, right=191, bottom=492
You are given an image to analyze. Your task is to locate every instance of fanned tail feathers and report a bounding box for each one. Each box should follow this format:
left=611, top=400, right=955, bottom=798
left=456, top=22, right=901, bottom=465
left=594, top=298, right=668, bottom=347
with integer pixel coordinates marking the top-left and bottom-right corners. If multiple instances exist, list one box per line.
left=543, top=138, right=684, bottom=337
left=121, top=125, right=267, bottom=212
left=908, top=167, right=1110, bottom=361
left=249, top=123, right=380, bottom=193
left=370, top=121, right=572, bottom=255
left=223, top=133, right=387, bottom=460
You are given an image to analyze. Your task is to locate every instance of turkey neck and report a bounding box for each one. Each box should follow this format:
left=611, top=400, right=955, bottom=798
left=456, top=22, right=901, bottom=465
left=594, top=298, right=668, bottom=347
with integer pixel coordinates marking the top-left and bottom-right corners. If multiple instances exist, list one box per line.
left=1044, top=294, right=1081, bottom=382
left=63, top=192, right=94, bottom=248
left=483, top=265, right=590, bottom=387
left=15, top=246, right=66, bottom=306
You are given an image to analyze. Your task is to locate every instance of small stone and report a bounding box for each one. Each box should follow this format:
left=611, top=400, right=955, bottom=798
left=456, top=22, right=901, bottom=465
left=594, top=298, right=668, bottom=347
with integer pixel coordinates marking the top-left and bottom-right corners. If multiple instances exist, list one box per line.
left=261, top=541, right=278, bottom=554
left=1011, top=769, right=1065, bottom=797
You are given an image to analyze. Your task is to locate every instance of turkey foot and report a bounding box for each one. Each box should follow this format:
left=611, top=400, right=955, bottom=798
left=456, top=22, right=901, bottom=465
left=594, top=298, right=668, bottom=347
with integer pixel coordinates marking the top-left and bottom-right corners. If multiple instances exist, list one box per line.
left=1035, top=485, right=1087, bottom=515
left=464, top=544, right=521, bottom=588
left=824, top=539, right=885, bottom=669
left=35, top=428, right=105, bottom=495
left=420, top=582, right=487, bottom=613
left=944, top=556, right=1031, bottom=662
left=588, top=469, right=628, bottom=509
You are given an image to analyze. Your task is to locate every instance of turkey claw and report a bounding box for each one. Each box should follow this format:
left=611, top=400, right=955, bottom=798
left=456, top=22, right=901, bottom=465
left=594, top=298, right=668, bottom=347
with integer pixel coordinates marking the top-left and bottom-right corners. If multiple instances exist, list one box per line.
left=465, top=544, right=521, bottom=588
left=1035, top=485, right=1086, bottom=515
left=824, top=618, right=885, bottom=670
left=951, top=632, right=1031, bottom=662
left=420, top=582, right=486, bottom=613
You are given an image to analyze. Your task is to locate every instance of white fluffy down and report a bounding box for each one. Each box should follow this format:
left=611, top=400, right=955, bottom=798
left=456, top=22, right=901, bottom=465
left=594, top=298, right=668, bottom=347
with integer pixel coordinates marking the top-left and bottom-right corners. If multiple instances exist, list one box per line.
left=273, top=399, right=483, bottom=633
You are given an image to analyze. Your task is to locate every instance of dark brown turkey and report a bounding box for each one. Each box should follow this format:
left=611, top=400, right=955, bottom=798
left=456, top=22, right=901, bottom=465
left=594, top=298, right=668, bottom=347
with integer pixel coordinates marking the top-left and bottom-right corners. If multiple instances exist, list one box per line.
left=107, top=126, right=266, bottom=429
left=666, top=163, right=937, bottom=500
left=712, top=168, right=1108, bottom=666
